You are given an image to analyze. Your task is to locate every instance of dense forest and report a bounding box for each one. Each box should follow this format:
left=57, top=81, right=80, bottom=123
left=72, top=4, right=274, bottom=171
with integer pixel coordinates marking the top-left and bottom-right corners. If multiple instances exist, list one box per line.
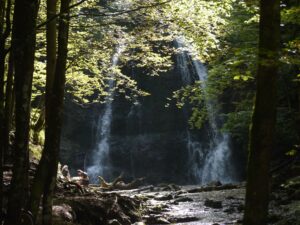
left=0, top=0, right=299, bottom=224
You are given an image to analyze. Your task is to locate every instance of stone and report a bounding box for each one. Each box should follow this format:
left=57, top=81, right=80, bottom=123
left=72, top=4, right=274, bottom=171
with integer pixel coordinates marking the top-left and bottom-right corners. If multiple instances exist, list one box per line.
left=207, top=181, right=222, bottom=187
left=173, top=197, right=193, bottom=203
left=108, top=219, right=122, bottom=225
left=223, top=207, right=235, bottom=214
left=155, top=194, right=174, bottom=201
left=236, top=203, right=244, bottom=212
left=171, top=216, right=199, bottom=223
left=52, top=204, right=74, bottom=222
left=204, top=199, right=223, bottom=209
left=146, top=215, right=170, bottom=224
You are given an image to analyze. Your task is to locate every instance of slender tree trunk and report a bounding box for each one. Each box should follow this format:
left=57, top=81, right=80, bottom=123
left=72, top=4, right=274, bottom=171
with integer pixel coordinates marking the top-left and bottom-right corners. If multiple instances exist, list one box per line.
left=3, top=0, right=39, bottom=224
left=32, top=0, right=58, bottom=145
left=3, top=53, right=14, bottom=162
left=42, top=0, right=70, bottom=222
left=243, top=0, right=280, bottom=225
left=0, top=0, right=6, bottom=214
left=0, top=0, right=11, bottom=215
left=29, top=0, right=72, bottom=223
left=29, top=0, right=58, bottom=221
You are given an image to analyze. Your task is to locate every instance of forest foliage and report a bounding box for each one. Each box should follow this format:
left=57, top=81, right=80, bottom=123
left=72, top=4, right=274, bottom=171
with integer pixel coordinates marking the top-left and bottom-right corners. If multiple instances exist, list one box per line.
left=0, top=0, right=299, bottom=224
left=0, top=0, right=299, bottom=172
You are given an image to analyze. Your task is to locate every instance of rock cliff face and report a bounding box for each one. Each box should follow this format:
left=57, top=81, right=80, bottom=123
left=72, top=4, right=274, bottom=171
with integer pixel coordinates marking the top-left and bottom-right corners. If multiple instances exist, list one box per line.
left=60, top=61, right=203, bottom=183
left=60, top=46, right=241, bottom=184
left=107, top=67, right=194, bottom=184
left=60, top=99, right=99, bottom=175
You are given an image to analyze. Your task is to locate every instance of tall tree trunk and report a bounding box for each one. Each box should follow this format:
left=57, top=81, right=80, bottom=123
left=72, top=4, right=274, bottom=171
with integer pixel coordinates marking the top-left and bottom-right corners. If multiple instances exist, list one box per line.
left=0, top=60, right=4, bottom=220
left=28, top=0, right=58, bottom=221
left=29, top=0, right=71, bottom=223
left=0, top=0, right=11, bottom=215
left=42, top=0, right=70, bottom=223
left=0, top=0, right=6, bottom=213
left=243, top=0, right=280, bottom=225
left=32, top=0, right=58, bottom=145
left=3, top=0, right=39, bottom=223
left=3, top=53, right=14, bottom=162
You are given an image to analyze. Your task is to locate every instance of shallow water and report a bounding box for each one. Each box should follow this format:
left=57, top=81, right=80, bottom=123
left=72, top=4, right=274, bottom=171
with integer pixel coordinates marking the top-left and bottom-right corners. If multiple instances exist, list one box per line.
left=118, top=185, right=245, bottom=225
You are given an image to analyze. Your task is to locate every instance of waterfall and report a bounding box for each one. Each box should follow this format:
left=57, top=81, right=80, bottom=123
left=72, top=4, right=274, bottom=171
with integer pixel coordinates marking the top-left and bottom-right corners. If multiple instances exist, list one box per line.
left=176, top=38, right=235, bottom=184
left=193, top=62, right=234, bottom=183
left=87, top=43, right=125, bottom=183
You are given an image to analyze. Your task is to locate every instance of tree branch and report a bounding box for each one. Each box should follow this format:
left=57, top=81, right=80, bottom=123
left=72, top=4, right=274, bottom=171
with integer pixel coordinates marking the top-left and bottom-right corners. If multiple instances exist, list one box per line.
left=37, top=0, right=172, bottom=28
left=37, top=0, right=88, bottom=29
left=70, top=0, right=172, bottom=18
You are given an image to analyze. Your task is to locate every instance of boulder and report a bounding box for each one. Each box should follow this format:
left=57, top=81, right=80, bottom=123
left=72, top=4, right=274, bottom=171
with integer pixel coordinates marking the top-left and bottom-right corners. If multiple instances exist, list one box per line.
left=204, top=199, right=223, bottom=209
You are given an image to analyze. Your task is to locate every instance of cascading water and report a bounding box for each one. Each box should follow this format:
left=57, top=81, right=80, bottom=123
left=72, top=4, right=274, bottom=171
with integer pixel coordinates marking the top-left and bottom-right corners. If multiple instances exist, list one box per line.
left=87, top=43, right=125, bottom=183
left=193, top=62, right=234, bottom=183
left=176, top=39, right=235, bottom=184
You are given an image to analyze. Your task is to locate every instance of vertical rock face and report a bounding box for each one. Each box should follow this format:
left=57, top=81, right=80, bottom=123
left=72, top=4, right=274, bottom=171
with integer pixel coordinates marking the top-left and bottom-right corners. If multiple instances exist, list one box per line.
left=60, top=99, right=99, bottom=175
left=107, top=67, right=194, bottom=184
left=60, top=46, right=239, bottom=184
left=60, top=62, right=202, bottom=183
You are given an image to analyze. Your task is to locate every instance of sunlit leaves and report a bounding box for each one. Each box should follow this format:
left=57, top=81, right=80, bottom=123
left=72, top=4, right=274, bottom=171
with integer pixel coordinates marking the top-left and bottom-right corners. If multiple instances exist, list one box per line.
left=164, top=0, right=234, bottom=61
left=282, top=6, right=300, bottom=25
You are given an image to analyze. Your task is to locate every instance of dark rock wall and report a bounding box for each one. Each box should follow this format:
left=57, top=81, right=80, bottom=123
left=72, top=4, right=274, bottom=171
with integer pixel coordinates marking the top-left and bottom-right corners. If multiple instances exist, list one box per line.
left=60, top=99, right=99, bottom=175
left=108, top=68, right=192, bottom=183
left=60, top=64, right=201, bottom=183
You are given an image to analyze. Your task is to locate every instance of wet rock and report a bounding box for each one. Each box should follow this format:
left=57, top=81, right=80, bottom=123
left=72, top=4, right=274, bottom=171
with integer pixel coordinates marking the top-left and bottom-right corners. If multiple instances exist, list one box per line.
left=157, top=184, right=181, bottom=191
left=145, top=215, right=170, bottom=224
left=133, top=222, right=146, bottom=225
left=188, top=183, right=239, bottom=193
left=170, top=216, right=199, bottom=223
left=223, top=207, right=235, bottom=214
left=173, top=196, right=193, bottom=203
left=236, top=203, right=244, bottom=212
left=207, top=181, right=222, bottom=187
left=155, top=194, right=174, bottom=201
left=52, top=204, right=74, bottom=222
left=108, top=219, right=122, bottom=225
left=204, top=199, right=223, bottom=209
left=174, top=190, right=187, bottom=196
left=156, top=217, right=171, bottom=224
left=225, top=196, right=235, bottom=200
left=147, top=203, right=169, bottom=214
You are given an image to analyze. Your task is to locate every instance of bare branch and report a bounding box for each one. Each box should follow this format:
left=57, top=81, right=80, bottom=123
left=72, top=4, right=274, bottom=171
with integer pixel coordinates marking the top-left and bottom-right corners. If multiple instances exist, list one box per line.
left=37, top=0, right=88, bottom=29
left=70, top=0, right=172, bottom=18
left=37, top=0, right=172, bottom=29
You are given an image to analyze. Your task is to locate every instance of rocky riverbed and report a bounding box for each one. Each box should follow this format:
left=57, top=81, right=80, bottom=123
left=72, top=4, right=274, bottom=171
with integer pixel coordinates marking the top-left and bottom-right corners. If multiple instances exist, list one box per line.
left=3, top=159, right=300, bottom=225
left=108, top=181, right=299, bottom=225
left=49, top=180, right=300, bottom=225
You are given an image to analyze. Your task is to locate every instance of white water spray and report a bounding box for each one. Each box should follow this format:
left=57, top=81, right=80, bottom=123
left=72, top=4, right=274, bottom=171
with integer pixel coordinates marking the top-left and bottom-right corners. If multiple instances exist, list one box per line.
left=176, top=38, right=235, bottom=184
left=87, top=43, right=125, bottom=183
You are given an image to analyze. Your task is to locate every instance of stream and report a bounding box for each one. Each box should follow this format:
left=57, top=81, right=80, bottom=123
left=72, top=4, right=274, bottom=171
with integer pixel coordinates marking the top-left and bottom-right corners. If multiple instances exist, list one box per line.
left=105, top=184, right=245, bottom=225
left=100, top=180, right=299, bottom=225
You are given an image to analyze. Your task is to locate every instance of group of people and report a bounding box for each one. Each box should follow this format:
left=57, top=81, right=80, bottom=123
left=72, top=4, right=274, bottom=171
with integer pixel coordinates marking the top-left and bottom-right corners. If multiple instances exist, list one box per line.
left=58, top=164, right=89, bottom=186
